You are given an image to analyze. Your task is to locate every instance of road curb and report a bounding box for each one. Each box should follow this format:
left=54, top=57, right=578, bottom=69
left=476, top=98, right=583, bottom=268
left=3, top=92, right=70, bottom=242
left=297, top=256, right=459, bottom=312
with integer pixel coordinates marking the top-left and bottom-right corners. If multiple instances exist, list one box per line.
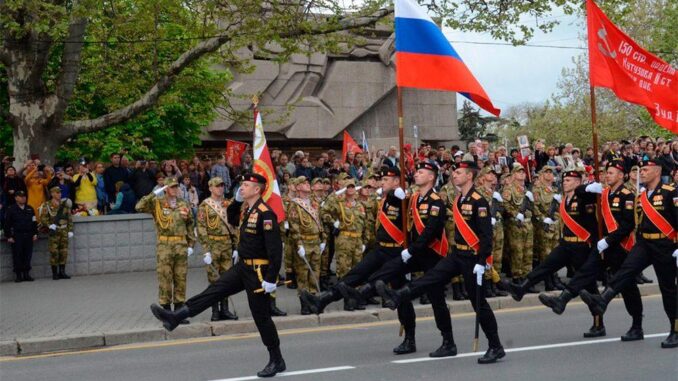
left=2, top=283, right=660, bottom=357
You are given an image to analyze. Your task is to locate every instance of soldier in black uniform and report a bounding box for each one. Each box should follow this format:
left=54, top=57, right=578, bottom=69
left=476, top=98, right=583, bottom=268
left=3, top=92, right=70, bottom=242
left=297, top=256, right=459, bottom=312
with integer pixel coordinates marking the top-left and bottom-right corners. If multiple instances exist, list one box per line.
left=150, top=173, right=286, bottom=377
left=506, top=170, right=604, bottom=337
left=300, top=166, right=407, bottom=314
left=539, top=159, right=643, bottom=341
left=3, top=190, right=38, bottom=282
left=580, top=159, right=678, bottom=349
left=376, top=161, right=505, bottom=364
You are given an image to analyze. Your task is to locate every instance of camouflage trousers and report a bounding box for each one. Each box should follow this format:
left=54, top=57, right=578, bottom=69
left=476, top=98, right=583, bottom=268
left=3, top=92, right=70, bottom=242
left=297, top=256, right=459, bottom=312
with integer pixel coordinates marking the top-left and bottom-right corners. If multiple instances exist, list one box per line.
left=284, top=234, right=298, bottom=278
left=484, top=221, right=504, bottom=282
left=156, top=241, right=188, bottom=305
left=335, top=233, right=363, bottom=279
left=320, top=231, right=332, bottom=277
left=206, top=240, right=233, bottom=284
left=507, top=221, right=534, bottom=279
left=533, top=222, right=559, bottom=263
left=48, top=230, right=69, bottom=266
left=294, top=241, right=321, bottom=295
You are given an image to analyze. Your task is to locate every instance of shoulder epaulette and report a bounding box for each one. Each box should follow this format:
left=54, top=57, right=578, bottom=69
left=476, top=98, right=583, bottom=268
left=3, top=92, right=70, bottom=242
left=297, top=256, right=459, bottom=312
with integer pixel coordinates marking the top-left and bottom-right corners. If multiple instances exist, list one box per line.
left=258, top=203, right=269, bottom=212
left=471, top=192, right=481, bottom=200
left=430, top=193, right=440, bottom=200
left=621, top=188, right=631, bottom=195
left=661, top=184, right=675, bottom=191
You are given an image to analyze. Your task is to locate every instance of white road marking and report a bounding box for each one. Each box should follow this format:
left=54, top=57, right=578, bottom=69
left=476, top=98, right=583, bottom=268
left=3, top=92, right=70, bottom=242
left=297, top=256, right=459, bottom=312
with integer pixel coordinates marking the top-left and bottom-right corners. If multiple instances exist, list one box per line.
left=392, top=332, right=669, bottom=364
left=210, top=365, right=356, bottom=381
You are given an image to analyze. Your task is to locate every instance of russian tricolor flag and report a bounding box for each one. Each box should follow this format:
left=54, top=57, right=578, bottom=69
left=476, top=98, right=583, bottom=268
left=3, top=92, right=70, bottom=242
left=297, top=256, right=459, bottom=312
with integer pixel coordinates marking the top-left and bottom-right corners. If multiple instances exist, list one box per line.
left=395, top=0, right=501, bottom=116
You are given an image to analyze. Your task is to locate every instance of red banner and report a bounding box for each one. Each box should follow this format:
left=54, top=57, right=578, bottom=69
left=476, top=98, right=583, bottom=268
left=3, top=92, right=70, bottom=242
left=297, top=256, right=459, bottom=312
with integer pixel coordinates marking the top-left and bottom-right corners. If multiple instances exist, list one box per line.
left=587, top=0, right=677, bottom=132
left=225, top=140, right=248, bottom=167
left=253, top=111, right=286, bottom=222
left=342, top=131, right=363, bottom=162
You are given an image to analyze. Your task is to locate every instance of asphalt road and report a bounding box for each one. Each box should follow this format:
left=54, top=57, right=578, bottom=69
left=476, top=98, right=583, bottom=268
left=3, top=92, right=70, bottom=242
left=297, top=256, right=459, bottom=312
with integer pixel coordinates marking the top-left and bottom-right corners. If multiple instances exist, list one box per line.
left=1, top=296, right=676, bottom=381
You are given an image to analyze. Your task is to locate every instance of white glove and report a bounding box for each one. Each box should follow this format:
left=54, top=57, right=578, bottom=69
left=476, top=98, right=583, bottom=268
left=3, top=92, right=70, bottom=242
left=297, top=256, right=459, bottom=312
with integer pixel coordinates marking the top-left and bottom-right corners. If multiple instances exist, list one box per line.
left=232, top=250, right=239, bottom=264
left=234, top=188, right=244, bottom=202
left=473, top=264, right=485, bottom=286
left=153, top=185, right=168, bottom=196
left=49, top=224, right=57, bottom=231
left=543, top=217, right=555, bottom=225
left=262, top=281, right=277, bottom=294
left=283, top=221, right=289, bottom=230
left=203, top=252, right=212, bottom=265
left=333, top=220, right=340, bottom=229
left=639, top=186, right=646, bottom=193
left=67, top=232, right=74, bottom=239
left=585, top=182, right=603, bottom=194
left=597, top=238, right=609, bottom=253
left=361, top=244, right=366, bottom=253
left=553, top=194, right=562, bottom=203
left=673, top=249, right=678, bottom=267
left=376, top=188, right=383, bottom=196
left=401, top=249, right=412, bottom=263
left=516, top=213, right=525, bottom=223
left=187, top=247, right=194, bottom=256
left=355, top=186, right=362, bottom=191
left=492, top=192, right=503, bottom=202
left=297, top=245, right=306, bottom=258
left=335, top=187, right=347, bottom=196
left=394, top=187, right=406, bottom=200
left=491, top=217, right=496, bottom=226
left=525, top=191, right=534, bottom=202
left=320, top=242, right=326, bottom=252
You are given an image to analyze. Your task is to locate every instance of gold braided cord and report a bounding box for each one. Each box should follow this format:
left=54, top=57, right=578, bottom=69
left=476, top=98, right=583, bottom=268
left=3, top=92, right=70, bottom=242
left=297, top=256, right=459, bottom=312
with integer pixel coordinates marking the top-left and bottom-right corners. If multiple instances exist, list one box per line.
left=154, top=199, right=174, bottom=230
left=205, top=203, right=221, bottom=230
left=339, top=201, right=354, bottom=226
left=295, top=203, right=312, bottom=228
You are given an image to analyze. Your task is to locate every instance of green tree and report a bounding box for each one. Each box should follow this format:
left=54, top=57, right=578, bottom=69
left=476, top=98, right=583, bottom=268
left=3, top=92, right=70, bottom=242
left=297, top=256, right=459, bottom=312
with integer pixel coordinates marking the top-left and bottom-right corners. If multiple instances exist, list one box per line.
left=457, top=100, right=498, bottom=141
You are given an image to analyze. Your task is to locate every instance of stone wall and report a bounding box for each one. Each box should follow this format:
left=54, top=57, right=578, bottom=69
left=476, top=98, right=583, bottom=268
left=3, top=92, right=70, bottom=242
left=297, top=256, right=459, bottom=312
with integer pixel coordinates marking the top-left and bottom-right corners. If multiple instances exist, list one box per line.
left=0, top=214, right=207, bottom=282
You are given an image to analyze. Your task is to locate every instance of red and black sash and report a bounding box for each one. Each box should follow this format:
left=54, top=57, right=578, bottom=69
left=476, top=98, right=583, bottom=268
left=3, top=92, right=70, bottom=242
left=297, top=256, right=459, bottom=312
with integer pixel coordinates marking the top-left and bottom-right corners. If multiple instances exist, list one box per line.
left=377, top=199, right=405, bottom=245
left=410, top=195, right=448, bottom=257
left=600, top=188, right=635, bottom=251
left=640, top=190, right=676, bottom=240
left=560, top=197, right=591, bottom=243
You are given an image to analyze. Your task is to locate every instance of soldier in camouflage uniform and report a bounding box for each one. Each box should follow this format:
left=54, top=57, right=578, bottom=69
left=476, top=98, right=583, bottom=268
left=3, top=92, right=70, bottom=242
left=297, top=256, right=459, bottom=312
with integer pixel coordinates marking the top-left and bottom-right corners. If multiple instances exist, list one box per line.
left=39, top=186, right=74, bottom=280
left=358, top=178, right=378, bottom=253
left=197, top=177, right=238, bottom=321
left=320, top=173, right=350, bottom=288
left=502, top=164, right=534, bottom=286
left=282, top=178, right=298, bottom=289
left=136, top=177, right=195, bottom=321
left=625, top=166, right=639, bottom=192
left=288, top=176, right=325, bottom=314
left=531, top=166, right=560, bottom=291
left=311, top=178, right=327, bottom=204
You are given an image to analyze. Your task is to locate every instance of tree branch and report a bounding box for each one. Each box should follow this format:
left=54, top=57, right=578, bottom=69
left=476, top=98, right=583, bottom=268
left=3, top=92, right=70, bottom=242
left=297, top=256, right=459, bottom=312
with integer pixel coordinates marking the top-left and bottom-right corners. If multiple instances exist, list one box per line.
left=63, top=6, right=393, bottom=135
left=50, top=17, right=88, bottom=128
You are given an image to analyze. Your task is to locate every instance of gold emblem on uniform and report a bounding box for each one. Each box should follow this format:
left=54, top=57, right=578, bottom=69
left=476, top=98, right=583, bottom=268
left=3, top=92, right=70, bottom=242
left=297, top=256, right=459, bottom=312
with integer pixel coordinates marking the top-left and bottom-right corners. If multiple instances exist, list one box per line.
left=263, top=220, right=273, bottom=231
left=478, top=207, right=487, bottom=217
left=430, top=205, right=440, bottom=216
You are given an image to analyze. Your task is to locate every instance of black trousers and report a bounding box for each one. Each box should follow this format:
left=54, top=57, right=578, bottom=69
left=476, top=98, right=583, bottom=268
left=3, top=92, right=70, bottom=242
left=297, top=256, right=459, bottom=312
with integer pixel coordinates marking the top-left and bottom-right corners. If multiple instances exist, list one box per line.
left=185, top=261, right=280, bottom=349
left=368, top=252, right=452, bottom=337
left=405, top=253, right=501, bottom=348
left=11, top=233, right=34, bottom=273
left=342, top=246, right=402, bottom=287
left=567, top=245, right=643, bottom=321
left=608, top=239, right=677, bottom=323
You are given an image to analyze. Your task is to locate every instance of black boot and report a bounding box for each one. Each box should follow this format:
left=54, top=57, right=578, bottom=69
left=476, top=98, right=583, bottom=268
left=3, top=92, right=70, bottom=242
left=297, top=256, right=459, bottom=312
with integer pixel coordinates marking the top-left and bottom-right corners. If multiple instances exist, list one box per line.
left=365, top=296, right=380, bottom=305
left=174, top=303, right=190, bottom=325
left=150, top=303, right=190, bottom=331
left=429, top=332, right=457, bottom=358
left=419, top=294, right=431, bottom=305
left=583, top=316, right=606, bottom=338
left=220, top=298, right=238, bottom=320
left=343, top=298, right=356, bottom=311
left=299, top=296, right=311, bottom=315
left=23, top=271, right=34, bottom=281
left=452, top=283, right=464, bottom=300
left=393, top=333, right=416, bottom=355
left=539, top=289, right=575, bottom=315
left=58, top=265, right=71, bottom=279
left=638, top=272, right=653, bottom=284
left=484, top=281, right=495, bottom=298
left=257, top=346, right=286, bottom=378
left=301, top=288, right=339, bottom=314
left=635, top=274, right=645, bottom=284
left=505, top=278, right=532, bottom=302
left=477, top=346, right=506, bottom=364
left=51, top=266, right=59, bottom=280
left=270, top=297, right=287, bottom=316
left=621, top=327, right=644, bottom=342
left=544, top=275, right=555, bottom=291
left=492, top=282, right=508, bottom=297
left=286, top=272, right=297, bottom=289
left=14, top=272, right=23, bottom=283
left=552, top=275, right=566, bottom=290
left=211, top=303, right=222, bottom=321
left=579, top=288, right=615, bottom=316
left=460, top=281, right=469, bottom=300
left=375, top=280, right=411, bottom=310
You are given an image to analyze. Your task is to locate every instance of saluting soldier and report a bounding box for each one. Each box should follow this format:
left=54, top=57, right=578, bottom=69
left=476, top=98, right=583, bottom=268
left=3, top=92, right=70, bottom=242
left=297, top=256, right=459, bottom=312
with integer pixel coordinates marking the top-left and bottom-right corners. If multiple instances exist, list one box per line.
left=358, top=178, right=379, bottom=253
left=151, top=173, right=287, bottom=377
left=502, top=164, right=534, bottom=285
left=39, top=186, right=74, bottom=280
left=532, top=166, right=560, bottom=290
left=540, top=159, right=642, bottom=341
left=507, top=170, right=605, bottom=337
left=319, top=173, right=349, bottom=288
left=197, top=177, right=238, bottom=321
left=282, top=177, right=298, bottom=289
left=311, top=177, right=327, bottom=204
left=376, top=161, right=505, bottom=364
left=580, top=159, right=677, bottom=349
left=136, top=177, right=195, bottom=321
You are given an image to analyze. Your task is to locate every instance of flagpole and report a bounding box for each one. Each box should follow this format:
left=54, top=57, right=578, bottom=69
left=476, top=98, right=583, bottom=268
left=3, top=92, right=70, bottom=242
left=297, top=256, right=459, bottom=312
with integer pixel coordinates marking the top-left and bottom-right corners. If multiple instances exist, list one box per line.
left=590, top=84, right=605, bottom=265
left=397, top=86, right=409, bottom=247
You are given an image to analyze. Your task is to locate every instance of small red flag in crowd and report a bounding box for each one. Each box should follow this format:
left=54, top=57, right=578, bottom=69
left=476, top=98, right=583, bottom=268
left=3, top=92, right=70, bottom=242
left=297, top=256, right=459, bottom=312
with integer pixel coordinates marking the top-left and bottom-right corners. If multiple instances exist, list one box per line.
left=587, top=0, right=677, bottom=133
left=342, top=131, right=363, bottom=162
left=225, top=140, right=248, bottom=167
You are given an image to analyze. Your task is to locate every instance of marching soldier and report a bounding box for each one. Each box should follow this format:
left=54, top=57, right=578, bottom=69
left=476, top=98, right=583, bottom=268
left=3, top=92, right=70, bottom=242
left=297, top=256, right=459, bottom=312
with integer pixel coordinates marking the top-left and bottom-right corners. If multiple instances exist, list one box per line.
left=39, top=186, right=74, bottom=280
left=282, top=178, right=298, bottom=289
left=507, top=170, right=605, bottom=337
left=197, top=177, right=238, bottom=321
left=358, top=178, right=378, bottom=253
left=580, top=159, right=677, bottom=348
left=150, top=173, right=287, bottom=377
left=540, top=159, right=643, bottom=341
left=288, top=176, right=325, bottom=314
left=439, top=171, right=467, bottom=300
left=376, top=161, right=505, bottom=364
left=319, top=173, right=349, bottom=288
left=502, top=164, right=534, bottom=286
left=532, top=166, right=560, bottom=290
left=136, top=177, right=195, bottom=322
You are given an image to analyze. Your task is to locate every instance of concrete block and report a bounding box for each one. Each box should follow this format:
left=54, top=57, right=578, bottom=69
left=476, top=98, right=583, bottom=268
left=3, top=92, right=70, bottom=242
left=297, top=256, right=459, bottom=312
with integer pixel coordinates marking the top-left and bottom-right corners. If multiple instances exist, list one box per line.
left=18, top=334, right=104, bottom=355
left=272, top=315, right=318, bottom=330
left=116, top=232, right=130, bottom=244
left=89, top=247, right=103, bottom=262
left=102, top=246, right=117, bottom=260
left=639, top=284, right=659, bottom=296
left=412, top=305, right=434, bottom=318
left=115, top=221, right=128, bottom=233
left=130, top=232, right=143, bottom=245
left=0, top=340, right=18, bottom=356
left=104, top=328, right=166, bottom=346
left=116, top=246, right=130, bottom=259
left=130, top=245, right=145, bottom=259
left=117, top=260, right=131, bottom=272
left=103, top=260, right=117, bottom=274
left=447, top=301, right=475, bottom=314
left=88, top=233, right=102, bottom=248
left=318, top=311, right=378, bottom=326
left=129, top=220, right=143, bottom=232
left=75, top=263, right=89, bottom=276
left=131, top=259, right=146, bottom=272
left=211, top=320, right=259, bottom=336
left=166, top=323, right=213, bottom=340
left=101, top=233, right=117, bottom=248
left=89, top=261, right=103, bottom=274
left=375, top=308, right=399, bottom=321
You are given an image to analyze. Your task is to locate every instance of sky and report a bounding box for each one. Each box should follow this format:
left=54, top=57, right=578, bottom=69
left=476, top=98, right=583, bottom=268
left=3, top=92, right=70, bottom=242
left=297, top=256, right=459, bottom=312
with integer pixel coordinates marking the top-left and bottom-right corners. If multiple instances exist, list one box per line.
left=443, top=12, right=585, bottom=115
